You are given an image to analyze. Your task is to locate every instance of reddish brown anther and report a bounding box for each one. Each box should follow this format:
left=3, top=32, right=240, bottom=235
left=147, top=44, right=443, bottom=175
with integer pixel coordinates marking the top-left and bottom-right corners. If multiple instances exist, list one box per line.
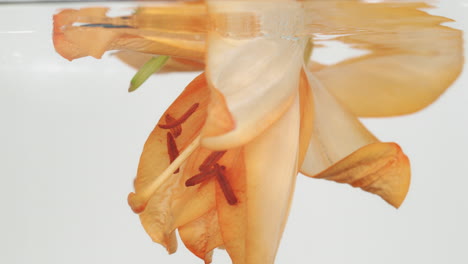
left=165, top=114, right=182, bottom=138
left=159, top=103, right=199, bottom=129
left=215, top=165, right=238, bottom=205
left=185, top=167, right=217, bottom=187
left=166, top=132, right=180, bottom=174
left=199, top=151, right=227, bottom=171
left=185, top=151, right=237, bottom=206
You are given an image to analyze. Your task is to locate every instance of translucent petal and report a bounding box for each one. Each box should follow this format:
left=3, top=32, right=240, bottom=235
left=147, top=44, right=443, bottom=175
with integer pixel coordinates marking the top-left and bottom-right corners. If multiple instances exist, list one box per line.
left=215, top=95, right=301, bottom=264
left=201, top=1, right=305, bottom=150
left=178, top=209, right=223, bottom=264
left=140, top=175, right=215, bottom=253
left=300, top=71, right=378, bottom=176
left=300, top=71, right=410, bottom=207
left=313, top=142, right=410, bottom=208
left=298, top=69, right=314, bottom=168
left=242, top=95, right=300, bottom=264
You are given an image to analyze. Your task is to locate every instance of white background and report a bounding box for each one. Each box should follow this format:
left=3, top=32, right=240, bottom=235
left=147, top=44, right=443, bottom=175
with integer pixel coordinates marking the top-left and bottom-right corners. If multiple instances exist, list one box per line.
left=1, top=1, right=467, bottom=264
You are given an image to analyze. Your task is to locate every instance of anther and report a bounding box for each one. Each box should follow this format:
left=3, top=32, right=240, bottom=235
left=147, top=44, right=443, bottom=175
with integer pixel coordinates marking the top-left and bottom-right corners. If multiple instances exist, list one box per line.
left=159, top=103, right=199, bottom=129
left=199, top=151, right=227, bottom=171
left=185, top=167, right=217, bottom=187
left=165, top=114, right=182, bottom=138
left=215, top=165, right=238, bottom=205
left=166, top=132, right=180, bottom=174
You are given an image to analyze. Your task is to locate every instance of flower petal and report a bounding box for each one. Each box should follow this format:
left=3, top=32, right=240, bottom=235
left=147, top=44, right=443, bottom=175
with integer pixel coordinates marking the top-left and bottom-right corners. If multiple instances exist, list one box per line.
left=131, top=74, right=208, bottom=199
left=138, top=147, right=219, bottom=252
left=243, top=94, right=300, bottom=264
left=215, top=93, right=301, bottom=264
left=306, top=1, right=463, bottom=117
left=170, top=148, right=217, bottom=229
left=300, top=71, right=378, bottom=176
left=213, top=148, right=247, bottom=264
left=298, top=69, right=314, bottom=168
left=313, top=142, right=410, bottom=208
left=178, top=209, right=224, bottom=264
left=300, top=71, right=410, bottom=207
left=53, top=5, right=206, bottom=61
left=128, top=74, right=214, bottom=251
left=201, top=1, right=305, bottom=150
left=138, top=180, right=180, bottom=253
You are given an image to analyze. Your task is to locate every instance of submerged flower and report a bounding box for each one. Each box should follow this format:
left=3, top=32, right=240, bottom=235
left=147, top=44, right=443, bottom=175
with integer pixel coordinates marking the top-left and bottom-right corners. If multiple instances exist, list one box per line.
left=53, top=0, right=463, bottom=263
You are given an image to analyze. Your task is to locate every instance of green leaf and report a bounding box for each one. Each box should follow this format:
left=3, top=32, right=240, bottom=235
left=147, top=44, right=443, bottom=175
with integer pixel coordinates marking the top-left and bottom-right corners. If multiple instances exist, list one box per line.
left=129, top=55, right=170, bottom=92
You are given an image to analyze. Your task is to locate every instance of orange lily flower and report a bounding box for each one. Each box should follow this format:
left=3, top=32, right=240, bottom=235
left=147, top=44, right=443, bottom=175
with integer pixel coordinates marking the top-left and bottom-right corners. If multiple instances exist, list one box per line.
left=52, top=1, right=463, bottom=263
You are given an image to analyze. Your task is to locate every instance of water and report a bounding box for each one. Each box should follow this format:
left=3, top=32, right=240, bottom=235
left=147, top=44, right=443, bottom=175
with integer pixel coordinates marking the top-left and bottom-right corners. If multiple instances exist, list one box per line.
left=1, top=1, right=467, bottom=264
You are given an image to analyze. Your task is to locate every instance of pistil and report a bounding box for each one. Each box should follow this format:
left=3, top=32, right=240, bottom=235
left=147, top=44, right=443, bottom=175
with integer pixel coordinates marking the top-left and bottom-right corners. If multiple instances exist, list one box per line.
left=128, top=135, right=201, bottom=214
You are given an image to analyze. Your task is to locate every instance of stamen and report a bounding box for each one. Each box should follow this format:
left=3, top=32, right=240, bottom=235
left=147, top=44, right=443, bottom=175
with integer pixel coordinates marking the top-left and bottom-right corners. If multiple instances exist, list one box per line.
left=215, top=165, right=238, bottom=205
left=165, top=114, right=182, bottom=138
left=158, top=103, right=199, bottom=129
left=185, top=167, right=217, bottom=187
left=128, top=135, right=201, bottom=214
left=166, top=132, right=180, bottom=174
left=199, top=151, right=227, bottom=171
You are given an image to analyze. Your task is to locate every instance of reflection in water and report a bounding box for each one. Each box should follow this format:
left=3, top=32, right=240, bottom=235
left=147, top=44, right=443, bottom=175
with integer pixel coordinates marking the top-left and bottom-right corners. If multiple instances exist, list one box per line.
left=304, top=1, right=463, bottom=116
left=54, top=0, right=463, bottom=117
